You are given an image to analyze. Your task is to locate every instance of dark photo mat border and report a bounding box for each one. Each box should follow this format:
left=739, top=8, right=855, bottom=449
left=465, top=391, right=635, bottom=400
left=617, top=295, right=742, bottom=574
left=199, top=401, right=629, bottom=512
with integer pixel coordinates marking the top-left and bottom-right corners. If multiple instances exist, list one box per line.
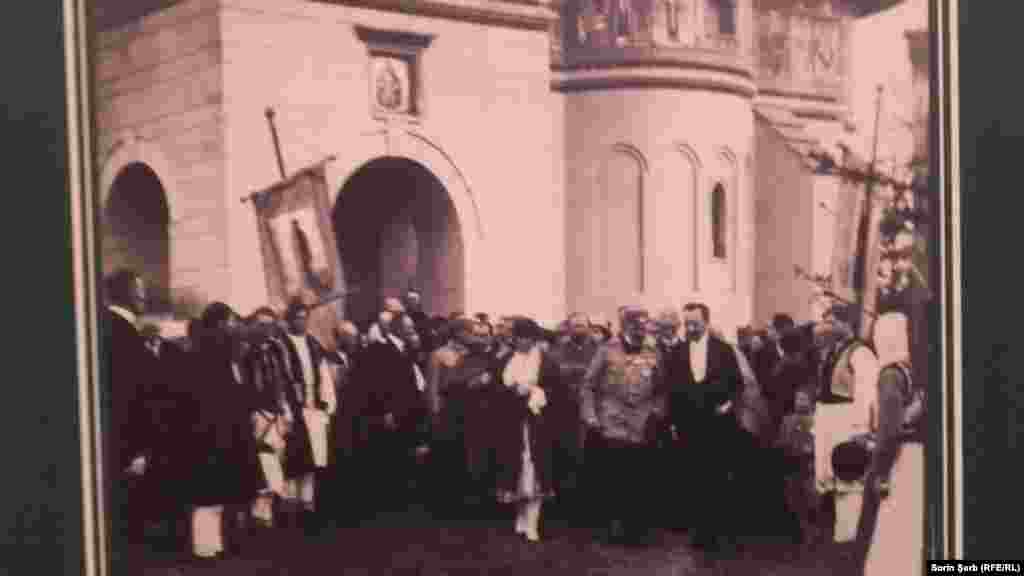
left=957, top=0, right=1024, bottom=559
left=0, top=0, right=1010, bottom=573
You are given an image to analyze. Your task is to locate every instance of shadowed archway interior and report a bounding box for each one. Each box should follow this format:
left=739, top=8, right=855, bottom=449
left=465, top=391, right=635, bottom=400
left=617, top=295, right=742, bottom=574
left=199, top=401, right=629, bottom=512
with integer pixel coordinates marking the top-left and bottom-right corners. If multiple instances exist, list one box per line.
left=334, top=157, right=465, bottom=329
left=102, top=162, right=171, bottom=314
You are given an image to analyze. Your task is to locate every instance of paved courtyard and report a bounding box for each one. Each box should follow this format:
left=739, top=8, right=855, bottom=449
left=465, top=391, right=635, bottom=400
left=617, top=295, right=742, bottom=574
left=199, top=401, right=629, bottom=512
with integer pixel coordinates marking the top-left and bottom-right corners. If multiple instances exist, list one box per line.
left=127, top=501, right=859, bottom=576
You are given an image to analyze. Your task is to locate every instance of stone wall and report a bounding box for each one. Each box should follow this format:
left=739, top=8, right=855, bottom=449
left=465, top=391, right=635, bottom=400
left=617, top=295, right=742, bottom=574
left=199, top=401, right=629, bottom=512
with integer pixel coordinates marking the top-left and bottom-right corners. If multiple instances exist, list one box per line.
left=753, top=114, right=815, bottom=325
left=93, top=0, right=230, bottom=312
left=563, top=87, right=755, bottom=338
left=217, top=0, right=564, bottom=323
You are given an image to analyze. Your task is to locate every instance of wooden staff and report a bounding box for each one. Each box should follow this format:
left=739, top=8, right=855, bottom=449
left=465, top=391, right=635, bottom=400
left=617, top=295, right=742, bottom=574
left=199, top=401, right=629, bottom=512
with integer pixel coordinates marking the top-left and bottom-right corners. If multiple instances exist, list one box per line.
left=265, top=107, right=287, bottom=180
left=306, top=287, right=359, bottom=311
left=855, top=85, right=885, bottom=341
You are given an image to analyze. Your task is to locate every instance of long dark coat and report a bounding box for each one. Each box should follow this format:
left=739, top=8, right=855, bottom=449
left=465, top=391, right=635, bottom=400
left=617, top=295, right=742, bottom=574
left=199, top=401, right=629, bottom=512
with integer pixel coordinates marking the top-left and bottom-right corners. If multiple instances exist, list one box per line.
left=182, top=340, right=265, bottom=507
left=664, top=335, right=743, bottom=441
left=345, top=339, right=427, bottom=449
left=490, top=350, right=565, bottom=497
left=146, top=339, right=200, bottom=510
left=103, top=309, right=159, bottom=473
left=325, top=347, right=359, bottom=463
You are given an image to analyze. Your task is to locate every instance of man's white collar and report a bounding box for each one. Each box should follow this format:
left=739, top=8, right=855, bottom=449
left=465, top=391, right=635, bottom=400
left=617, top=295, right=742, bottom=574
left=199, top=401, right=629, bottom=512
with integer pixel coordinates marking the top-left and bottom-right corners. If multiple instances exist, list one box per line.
left=388, top=333, right=405, bottom=352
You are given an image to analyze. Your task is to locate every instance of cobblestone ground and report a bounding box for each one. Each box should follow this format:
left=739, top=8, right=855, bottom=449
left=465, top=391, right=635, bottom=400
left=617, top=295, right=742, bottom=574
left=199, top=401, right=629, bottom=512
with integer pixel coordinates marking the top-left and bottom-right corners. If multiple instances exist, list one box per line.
left=127, top=502, right=860, bottom=576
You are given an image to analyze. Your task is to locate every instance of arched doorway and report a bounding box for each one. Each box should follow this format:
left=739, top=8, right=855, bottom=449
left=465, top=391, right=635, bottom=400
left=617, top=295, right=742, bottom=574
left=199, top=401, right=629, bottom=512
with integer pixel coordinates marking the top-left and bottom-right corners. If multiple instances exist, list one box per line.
left=334, top=157, right=465, bottom=329
left=102, top=162, right=171, bottom=314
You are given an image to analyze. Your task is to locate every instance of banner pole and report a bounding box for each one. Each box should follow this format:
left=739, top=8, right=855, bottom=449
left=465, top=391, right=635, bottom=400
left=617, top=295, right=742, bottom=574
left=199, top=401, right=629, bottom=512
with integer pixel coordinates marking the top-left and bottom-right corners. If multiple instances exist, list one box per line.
left=265, top=107, right=287, bottom=180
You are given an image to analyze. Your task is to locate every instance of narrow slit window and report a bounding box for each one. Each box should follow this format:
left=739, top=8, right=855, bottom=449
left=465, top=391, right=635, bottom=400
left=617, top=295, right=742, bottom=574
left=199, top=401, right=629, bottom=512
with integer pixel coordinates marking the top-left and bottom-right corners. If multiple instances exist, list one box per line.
left=719, top=0, right=736, bottom=35
left=712, top=182, right=727, bottom=259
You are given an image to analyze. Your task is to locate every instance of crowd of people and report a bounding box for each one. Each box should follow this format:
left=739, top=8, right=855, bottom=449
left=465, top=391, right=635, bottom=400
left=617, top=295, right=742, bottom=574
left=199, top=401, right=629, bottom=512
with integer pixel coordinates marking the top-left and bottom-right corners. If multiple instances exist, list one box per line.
left=104, top=267, right=924, bottom=574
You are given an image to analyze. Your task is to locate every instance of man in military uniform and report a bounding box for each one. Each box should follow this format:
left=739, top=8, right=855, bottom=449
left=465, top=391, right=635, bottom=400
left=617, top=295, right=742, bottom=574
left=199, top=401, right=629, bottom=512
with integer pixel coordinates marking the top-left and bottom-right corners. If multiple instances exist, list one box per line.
left=581, top=306, right=667, bottom=545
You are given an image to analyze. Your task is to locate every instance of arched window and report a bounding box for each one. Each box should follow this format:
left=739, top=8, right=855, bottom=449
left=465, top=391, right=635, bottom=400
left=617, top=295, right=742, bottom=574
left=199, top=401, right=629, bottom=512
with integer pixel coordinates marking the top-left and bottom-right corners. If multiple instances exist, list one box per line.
left=711, top=182, right=727, bottom=259
left=706, top=0, right=736, bottom=36
left=719, top=0, right=736, bottom=35
left=606, top=146, right=646, bottom=292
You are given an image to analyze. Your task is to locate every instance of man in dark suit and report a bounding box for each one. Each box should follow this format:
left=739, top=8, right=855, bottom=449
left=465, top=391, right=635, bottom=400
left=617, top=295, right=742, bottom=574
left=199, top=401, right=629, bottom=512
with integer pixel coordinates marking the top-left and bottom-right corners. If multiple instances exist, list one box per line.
left=754, top=313, right=795, bottom=391
left=403, top=289, right=431, bottom=348
left=102, top=269, right=165, bottom=560
left=547, top=313, right=599, bottom=521
left=665, top=302, right=743, bottom=554
left=348, top=311, right=427, bottom=515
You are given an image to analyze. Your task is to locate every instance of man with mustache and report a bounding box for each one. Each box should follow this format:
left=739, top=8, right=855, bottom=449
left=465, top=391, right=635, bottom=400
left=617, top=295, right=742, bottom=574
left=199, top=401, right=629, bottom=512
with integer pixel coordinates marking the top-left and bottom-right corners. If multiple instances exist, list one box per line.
left=581, top=306, right=667, bottom=545
left=665, top=302, right=743, bottom=556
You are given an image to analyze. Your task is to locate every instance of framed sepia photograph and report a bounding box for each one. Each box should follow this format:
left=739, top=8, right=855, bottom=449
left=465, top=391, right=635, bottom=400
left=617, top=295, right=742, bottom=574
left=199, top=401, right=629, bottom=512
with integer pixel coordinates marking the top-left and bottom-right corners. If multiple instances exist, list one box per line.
left=64, top=0, right=961, bottom=574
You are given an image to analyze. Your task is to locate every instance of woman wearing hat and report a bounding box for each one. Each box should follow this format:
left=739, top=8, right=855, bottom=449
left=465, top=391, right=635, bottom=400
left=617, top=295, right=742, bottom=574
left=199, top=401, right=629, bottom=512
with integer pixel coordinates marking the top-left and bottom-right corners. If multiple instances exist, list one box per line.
left=491, top=318, right=565, bottom=542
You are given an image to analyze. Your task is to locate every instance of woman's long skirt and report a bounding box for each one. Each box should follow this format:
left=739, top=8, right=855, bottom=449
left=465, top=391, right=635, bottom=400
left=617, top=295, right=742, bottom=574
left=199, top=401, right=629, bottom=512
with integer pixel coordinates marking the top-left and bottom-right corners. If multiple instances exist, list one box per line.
left=861, top=442, right=925, bottom=576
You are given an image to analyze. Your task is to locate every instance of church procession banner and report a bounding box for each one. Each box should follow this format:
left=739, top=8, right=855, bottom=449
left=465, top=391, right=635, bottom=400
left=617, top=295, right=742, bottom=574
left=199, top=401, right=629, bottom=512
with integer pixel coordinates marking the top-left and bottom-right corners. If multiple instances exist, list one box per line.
left=830, top=176, right=866, bottom=305
left=248, top=157, right=346, bottom=350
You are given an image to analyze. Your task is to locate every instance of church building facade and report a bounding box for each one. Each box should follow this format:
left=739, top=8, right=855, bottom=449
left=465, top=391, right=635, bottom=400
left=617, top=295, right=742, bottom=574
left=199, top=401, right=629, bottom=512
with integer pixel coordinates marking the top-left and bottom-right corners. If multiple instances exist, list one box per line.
left=93, top=0, right=910, bottom=338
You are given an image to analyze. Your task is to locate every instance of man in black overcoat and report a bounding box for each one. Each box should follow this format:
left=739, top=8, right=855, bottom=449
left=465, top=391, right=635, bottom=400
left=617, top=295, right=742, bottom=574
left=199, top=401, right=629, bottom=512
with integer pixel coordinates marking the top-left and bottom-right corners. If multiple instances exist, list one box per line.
left=664, top=302, right=744, bottom=555
left=347, top=311, right=428, bottom=515
left=753, top=313, right=796, bottom=401
left=101, top=269, right=165, bottom=561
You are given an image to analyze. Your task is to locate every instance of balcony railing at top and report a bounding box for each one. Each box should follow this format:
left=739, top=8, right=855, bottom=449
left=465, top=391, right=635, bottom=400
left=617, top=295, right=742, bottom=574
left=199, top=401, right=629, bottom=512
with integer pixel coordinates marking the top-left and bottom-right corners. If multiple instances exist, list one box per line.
left=551, top=0, right=747, bottom=69
left=755, top=9, right=846, bottom=101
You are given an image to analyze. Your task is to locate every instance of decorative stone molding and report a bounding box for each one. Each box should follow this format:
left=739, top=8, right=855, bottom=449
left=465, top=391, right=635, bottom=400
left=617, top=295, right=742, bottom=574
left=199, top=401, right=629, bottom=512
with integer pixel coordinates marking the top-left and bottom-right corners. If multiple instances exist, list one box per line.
left=674, top=142, right=703, bottom=293
left=354, top=25, right=435, bottom=122
left=323, top=0, right=557, bottom=31
left=553, top=65, right=756, bottom=98
left=325, top=128, right=484, bottom=314
left=97, top=131, right=180, bottom=223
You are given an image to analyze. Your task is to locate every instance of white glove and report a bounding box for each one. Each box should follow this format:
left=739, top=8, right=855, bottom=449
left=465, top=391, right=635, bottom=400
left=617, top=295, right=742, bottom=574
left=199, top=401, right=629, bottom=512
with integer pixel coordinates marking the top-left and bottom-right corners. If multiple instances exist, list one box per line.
left=527, top=387, right=547, bottom=416
left=126, top=455, right=147, bottom=476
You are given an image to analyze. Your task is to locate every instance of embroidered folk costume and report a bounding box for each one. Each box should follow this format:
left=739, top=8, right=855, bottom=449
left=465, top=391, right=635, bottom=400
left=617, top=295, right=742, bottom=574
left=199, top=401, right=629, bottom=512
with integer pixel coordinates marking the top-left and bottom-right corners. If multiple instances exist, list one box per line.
left=278, top=302, right=337, bottom=529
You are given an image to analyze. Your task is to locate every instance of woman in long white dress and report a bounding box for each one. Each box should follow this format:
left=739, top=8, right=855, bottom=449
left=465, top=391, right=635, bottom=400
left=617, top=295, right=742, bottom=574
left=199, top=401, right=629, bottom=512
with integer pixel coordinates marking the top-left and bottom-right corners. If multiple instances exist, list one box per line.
left=858, top=312, right=925, bottom=576
left=493, top=318, right=563, bottom=542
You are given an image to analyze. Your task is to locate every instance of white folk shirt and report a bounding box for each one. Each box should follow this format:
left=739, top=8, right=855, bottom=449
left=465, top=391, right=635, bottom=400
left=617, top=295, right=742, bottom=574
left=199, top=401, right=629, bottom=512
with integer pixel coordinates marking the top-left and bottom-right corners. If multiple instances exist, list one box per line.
left=287, top=333, right=316, bottom=408
left=283, top=333, right=337, bottom=415
left=285, top=333, right=337, bottom=469
left=690, top=333, right=709, bottom=383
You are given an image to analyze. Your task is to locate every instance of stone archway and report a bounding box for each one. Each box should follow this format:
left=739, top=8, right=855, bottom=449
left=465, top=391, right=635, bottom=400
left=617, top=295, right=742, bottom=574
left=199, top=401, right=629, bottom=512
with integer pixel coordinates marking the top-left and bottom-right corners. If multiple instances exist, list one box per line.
left=102, top=162, right=172, bottom=313
left=326, top=128, right=483, bottom=321
left=333, top=156, right=465, bottom=328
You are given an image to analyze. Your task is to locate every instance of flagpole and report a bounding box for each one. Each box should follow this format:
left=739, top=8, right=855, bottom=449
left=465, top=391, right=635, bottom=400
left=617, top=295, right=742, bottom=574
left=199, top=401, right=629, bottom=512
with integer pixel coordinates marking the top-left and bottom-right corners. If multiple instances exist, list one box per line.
left=854, top=85, right=885, bottom=340
left=265, top=107, right=287, bottom=180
